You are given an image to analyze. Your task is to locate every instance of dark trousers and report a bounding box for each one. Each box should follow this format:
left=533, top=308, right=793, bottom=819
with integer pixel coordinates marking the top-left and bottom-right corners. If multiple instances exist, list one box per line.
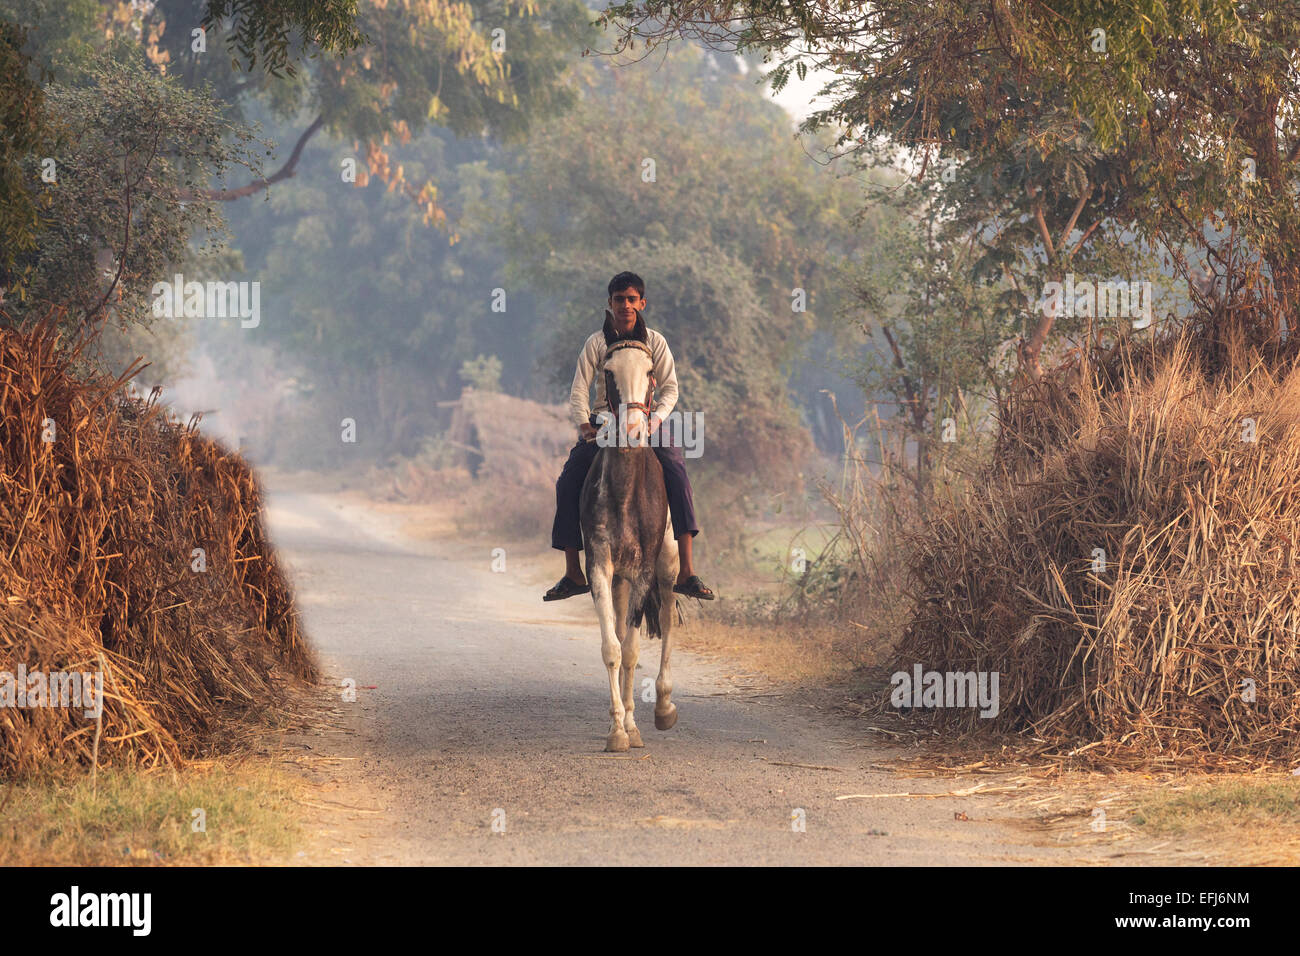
left=551, top=419, right=699, bottom=552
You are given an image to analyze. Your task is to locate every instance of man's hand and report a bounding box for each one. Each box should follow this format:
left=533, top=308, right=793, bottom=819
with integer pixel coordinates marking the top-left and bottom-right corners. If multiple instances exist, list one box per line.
left=579, top=422, right=598, bottom=441
left=648, top=414, right=662, bottom=433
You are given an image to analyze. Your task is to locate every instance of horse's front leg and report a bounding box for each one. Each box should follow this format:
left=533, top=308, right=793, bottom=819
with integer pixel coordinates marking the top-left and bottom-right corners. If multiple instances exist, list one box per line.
left=612, top=577, right=642, bottom=748
left=589, top=559, right=628, bottom=752
left=654, top=525, right=680, bottom=731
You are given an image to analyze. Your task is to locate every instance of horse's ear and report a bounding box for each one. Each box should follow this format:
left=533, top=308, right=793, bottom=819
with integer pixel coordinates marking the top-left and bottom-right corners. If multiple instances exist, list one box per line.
left=630, top=309, right=648, bottom=342
left=602, top=309, right=619, bottom=345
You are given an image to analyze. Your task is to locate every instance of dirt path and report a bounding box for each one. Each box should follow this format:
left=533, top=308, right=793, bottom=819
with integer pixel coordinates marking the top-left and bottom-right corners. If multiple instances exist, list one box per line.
left=262, top=487, right=1169, bottom=865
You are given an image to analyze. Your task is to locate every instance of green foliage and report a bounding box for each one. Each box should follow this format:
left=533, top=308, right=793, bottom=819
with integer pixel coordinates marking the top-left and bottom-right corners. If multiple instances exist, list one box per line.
left=0, top=18, right=50, bottom=297
left=488, top=48, right=863, bottom=333
left=843, top=174, right=1009, bottom=494
left=142, top=0, right=596, bottom=233
left=4, top=52, right=258, bottom=330
left=601, top=0, right=1300, bottom=365
left=2, top=0, right=592, bottom=332
left=0, top=0, right=101, bottom=81
left=202, top=0, right=365, bottom=76
left=460, top=354, right=503, bottom=391
left=209, top=108, right=528, bottom=456
left=210, top=37, right=873, bottom=474
left=477, top=42, right=870, bottom=487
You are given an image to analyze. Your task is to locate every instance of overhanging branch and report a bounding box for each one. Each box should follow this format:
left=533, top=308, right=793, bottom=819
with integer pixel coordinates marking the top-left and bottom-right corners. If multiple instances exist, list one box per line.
left=181, top=115, right=325, bottom=201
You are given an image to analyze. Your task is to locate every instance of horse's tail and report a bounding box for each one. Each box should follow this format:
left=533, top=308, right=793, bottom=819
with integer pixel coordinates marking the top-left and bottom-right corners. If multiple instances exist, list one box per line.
left=630, top=581, right=663, bottom=639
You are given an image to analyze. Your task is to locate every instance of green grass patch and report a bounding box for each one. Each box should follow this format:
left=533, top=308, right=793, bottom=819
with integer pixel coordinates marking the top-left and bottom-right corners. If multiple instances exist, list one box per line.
left=1130, top=779, right=1300, bottom=834
left=0, top=762, right=303, bottom=865
left=743, top=522, right=839, bottom=571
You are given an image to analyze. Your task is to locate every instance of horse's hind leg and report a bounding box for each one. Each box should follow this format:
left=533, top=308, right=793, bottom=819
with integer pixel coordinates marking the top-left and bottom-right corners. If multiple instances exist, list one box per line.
left=612, top=577, right=643, bottom=748
left=590, top=560, right=629, bottom=752
left=654, top=523, right=680, bottom=731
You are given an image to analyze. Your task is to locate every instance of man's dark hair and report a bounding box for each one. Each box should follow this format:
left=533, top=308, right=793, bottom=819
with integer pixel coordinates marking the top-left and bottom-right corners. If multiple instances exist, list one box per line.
left=608, top=272, right=645, bottom=299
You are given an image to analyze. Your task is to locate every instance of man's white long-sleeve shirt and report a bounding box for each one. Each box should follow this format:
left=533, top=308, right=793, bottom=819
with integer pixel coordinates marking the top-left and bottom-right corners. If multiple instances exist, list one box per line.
left=568, top=327, right=679, bottom=428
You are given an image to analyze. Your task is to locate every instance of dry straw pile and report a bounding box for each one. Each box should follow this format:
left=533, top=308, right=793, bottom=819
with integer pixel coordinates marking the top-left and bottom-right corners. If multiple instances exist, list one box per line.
left=1, top=317, right=315, bottom=776
left=444, top=387, right=573, bottom=488
left=897, top=309, right=1300, bottom=761
left=388, top=387, right=573, bottom=538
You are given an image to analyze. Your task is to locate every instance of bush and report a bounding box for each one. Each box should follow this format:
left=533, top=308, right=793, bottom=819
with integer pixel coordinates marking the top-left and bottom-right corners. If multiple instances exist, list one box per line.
left=0, top=314, right=314, bottom=776
left=893, top=310, right=1300, bottom=761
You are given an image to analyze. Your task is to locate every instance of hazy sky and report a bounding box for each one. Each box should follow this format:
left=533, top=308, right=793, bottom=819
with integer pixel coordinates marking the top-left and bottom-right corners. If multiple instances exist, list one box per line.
left=772, top=68, right=839, bottom=126
left=731, top=54, right=840, bottom=127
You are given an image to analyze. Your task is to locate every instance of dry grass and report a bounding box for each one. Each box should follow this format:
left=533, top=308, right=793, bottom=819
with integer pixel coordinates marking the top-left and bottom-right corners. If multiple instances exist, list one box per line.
left=1131, top=777, right=1300, bottom=834
left=674, top=616, right=880, bottom=686
left=1122, top=776, right=1300, bottom=864
left=754, top=396, right=994, bottom=680
left=998, top=769, right=1300, bottom=864
left=1, top=314, right=315, bottom=776
left=855, top=743, right=1300, bottom=863
left=891, top=308, right=1300, bottom=763
left=0, top=760, right=303, bottom=865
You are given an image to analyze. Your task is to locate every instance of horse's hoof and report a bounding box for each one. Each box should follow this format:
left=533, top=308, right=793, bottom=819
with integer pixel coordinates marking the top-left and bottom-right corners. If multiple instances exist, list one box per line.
left=626, top=727, right=644, bottom=748
left=654, top=707, right=678, bottom=731
left=605, top=730, right=630, bottom=752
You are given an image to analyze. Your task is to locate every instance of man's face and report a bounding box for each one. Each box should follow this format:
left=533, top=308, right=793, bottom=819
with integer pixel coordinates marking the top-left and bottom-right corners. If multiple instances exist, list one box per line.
left=608, top=288, right=644, bottom=331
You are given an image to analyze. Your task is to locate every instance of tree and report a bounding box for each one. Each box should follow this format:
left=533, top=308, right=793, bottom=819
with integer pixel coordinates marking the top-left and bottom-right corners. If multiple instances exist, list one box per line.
left=204, top=107, right=543, bottom=458
left=0, top=19, right=50, bottom=301
left=4, top=52, right=257, bottom=329
left=482, top=42, right=870, bottom=364
left=2, top=0, right=595, bottom=320
left=594, top=0, right=1300, bottom=378
left=145, top=0, right=597, bottom=231
left=844, top=174, right=1008, bottom=506
left=0, top=0, right=363, bottom=321
left=200, top=0, right=364, bottom=75
left=471, top=41, right=877, bottom=528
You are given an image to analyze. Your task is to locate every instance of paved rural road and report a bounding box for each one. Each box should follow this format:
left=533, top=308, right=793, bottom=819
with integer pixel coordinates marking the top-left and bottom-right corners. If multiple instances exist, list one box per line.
left=262, top=488, right=1103, bottom=866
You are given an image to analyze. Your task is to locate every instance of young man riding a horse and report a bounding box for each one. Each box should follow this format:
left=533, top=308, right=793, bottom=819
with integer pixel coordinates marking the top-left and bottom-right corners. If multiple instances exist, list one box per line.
left=543, top=271, right=715, bottom=603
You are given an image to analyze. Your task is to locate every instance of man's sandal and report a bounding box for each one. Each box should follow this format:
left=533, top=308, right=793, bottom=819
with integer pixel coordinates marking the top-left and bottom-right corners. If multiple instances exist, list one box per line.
left=543, top=576, right=591, bottom=601
left=673, top=575, right=715, bottom=600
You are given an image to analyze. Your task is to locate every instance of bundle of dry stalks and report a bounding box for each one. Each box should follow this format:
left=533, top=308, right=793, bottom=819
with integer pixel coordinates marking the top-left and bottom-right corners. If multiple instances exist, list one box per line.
left=895, top=307, right=1300, bottom=760
left=386, top=388, right=574, bottom=538
left=444, top=387, right=573, bottom=487
left=1, top=316, right=315, bottom=776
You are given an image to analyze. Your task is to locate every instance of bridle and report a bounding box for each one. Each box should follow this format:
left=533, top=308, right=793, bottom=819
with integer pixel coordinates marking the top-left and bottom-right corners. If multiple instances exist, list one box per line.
left=603, top=339, right=656, bottom=418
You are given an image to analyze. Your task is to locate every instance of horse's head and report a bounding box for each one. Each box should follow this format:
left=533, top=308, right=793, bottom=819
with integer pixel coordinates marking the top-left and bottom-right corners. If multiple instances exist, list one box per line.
left=600, top=314, right=655, bottom=449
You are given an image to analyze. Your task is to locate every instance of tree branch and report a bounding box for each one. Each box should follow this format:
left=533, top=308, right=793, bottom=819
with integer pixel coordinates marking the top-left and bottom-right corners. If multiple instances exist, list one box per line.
left=1057, top=183, right=1093, bottom=253
left=1032, top=195, right=1055, bottom=260
left=878, top=322, right=922, bottom=418
left=84, top=124, right=164, bottom=325
left=85, top=152, right=132, bottom=325
left=180, top=115, right=325, bottom=201
left=1066, top=218, right=1102, bottom=259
